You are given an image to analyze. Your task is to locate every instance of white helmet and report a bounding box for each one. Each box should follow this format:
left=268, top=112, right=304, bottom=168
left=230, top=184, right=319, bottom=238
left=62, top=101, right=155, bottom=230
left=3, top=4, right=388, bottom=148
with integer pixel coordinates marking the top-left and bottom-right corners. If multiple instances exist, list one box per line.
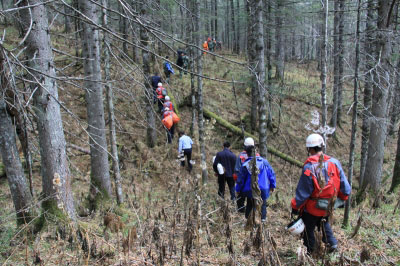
left=157, top=82, right=162, bottom=87
left=164, top=107, right=169, bottom=111
left=286, top=218, right=305, bottom=235
left=306, top=134, right=325, bottom=148
left=165, top=96, right=170, bottom=101
left=244, top=137, right=255, bottom=147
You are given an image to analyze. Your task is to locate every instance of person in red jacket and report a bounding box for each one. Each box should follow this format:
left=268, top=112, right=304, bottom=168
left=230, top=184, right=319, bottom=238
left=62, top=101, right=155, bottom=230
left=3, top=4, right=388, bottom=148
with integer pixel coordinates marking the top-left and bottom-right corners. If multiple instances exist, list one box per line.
left=291, top=134, right=351, bottom=254
left=156, top=83, right=167, bottom=112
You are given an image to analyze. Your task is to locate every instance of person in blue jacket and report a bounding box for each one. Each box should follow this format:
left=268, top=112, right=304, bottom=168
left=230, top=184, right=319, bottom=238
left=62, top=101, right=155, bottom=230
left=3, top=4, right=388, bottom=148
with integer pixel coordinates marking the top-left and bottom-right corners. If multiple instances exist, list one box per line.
left=163, top=56, right=174, bottom=83
left=236, top=138, right=276, bottom=222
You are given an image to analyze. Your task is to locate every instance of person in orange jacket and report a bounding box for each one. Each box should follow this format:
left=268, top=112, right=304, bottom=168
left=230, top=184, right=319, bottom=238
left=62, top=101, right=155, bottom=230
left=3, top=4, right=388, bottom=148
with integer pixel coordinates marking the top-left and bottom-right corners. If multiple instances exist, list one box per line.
left=162, top=107, right=175, bottom=144
left=202, top=41, right=209, bottom=55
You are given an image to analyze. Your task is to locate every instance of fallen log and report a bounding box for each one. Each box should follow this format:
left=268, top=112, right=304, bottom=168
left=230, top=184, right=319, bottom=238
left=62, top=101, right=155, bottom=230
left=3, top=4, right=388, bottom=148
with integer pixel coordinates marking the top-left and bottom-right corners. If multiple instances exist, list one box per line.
left=203, top=109, right=303, bottom=168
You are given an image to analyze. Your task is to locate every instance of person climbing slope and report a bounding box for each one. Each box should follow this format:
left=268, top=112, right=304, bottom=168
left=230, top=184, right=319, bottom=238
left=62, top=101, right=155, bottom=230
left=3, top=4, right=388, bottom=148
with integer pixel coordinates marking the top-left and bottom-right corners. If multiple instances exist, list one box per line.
left=234, top=137, right=259, bottom=213
left=290, top=133, right=351, bottom=254
left=213, top=141, right=237, bottom=201
left=150, top=72, right=162, bottom=103
left=163, top=56, right=174, bottom=83
left=162, top=107, right=174, bottom=144
left=178, top=131, right=193, bottom=172
left=162, top=96, right=174, bottom=113
left=156, top=82, right=167, bottom=113
left=236, top=138, right=276, bottom=222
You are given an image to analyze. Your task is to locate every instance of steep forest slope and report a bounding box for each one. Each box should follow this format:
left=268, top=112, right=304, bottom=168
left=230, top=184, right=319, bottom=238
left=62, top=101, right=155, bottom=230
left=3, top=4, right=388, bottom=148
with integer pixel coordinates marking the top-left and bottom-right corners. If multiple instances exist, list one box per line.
left=0, top=21, right=399, bottom=265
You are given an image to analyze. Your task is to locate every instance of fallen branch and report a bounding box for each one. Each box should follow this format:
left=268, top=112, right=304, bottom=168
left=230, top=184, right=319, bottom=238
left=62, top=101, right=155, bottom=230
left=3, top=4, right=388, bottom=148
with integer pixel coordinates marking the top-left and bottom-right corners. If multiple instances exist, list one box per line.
left=349, top=213, right=363, bottom=239
left=67, top=143, right=90, bottom=155
left=203, top=109, right=303, bottom=168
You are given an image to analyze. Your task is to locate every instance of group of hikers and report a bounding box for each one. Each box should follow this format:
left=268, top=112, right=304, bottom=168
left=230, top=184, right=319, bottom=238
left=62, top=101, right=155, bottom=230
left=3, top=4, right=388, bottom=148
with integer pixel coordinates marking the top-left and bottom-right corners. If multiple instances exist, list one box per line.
left=150, top=43, right=352, bottom=256
left=212, top=134, right=351, bottom=255
left=203, top=37, right=222, bottom=54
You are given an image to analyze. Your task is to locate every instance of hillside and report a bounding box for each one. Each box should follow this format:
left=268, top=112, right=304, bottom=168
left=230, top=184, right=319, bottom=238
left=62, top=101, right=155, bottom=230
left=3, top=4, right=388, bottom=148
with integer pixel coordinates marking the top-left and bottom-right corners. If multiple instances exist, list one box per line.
left=0, top=27, right=399, bottom=265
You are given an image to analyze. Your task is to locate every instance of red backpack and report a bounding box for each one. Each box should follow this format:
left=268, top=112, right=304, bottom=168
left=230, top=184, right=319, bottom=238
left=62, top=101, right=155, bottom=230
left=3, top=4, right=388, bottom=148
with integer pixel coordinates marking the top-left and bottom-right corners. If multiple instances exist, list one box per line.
left=303, top=154, right=341, bottom=217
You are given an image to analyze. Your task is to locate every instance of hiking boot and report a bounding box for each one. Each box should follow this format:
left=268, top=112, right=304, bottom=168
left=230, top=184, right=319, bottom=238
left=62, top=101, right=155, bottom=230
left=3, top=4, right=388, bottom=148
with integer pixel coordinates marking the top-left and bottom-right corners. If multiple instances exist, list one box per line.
left=328, top=244, right=338, bottom=253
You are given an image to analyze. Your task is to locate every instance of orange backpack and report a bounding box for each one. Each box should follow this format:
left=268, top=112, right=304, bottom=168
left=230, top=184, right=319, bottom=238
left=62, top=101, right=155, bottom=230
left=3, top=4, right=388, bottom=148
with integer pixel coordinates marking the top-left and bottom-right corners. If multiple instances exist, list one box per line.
left=171, top=112, right=180, bottom=124
left=162, top=115, right=173, bottom=129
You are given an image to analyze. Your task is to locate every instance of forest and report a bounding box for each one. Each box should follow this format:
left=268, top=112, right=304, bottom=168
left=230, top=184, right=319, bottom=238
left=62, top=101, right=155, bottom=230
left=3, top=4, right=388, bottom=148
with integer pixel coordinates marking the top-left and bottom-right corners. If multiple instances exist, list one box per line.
left=0, top=0, right=399, bottom=265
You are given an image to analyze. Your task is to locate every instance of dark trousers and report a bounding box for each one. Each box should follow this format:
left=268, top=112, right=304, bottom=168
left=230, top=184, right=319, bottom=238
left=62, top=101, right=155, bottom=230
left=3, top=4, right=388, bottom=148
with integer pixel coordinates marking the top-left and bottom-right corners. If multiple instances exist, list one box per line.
left=158, top=98, right=165, bottom=113
left=217, top=175, right=235, bottom=200
left=180, top=148, right=192, bottom=172
left=301, top=212, right=337, bottom=253
left=244, top=198, right=267, bottom=220
left=167, top=124, right=175, bottom=144
left=237, top=192, right=246, bottom=213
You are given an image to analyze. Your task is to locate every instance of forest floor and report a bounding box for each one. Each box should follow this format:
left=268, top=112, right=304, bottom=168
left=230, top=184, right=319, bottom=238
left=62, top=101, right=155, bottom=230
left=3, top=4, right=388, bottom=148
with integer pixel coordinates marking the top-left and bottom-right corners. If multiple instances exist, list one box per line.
left=0, top=29, right=400, bottom=265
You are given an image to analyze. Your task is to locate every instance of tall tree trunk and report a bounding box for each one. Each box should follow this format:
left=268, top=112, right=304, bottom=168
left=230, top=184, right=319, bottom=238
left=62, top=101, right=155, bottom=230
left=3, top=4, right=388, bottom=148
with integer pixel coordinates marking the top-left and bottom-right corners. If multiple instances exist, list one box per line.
left=214, top=0, right=218, bottom=38
left=79, top=0, right=112, bottom=204
left=359, top=0, right=375, bottom=187
left=247, top=1, right=257, bottom=133
left=253, top=0, right=267, bottom=157
left=336, top=0, right=345, bottom=125
left=195, top=0, right=208, bottom=184
left=140, top=8, right=157, bottom=148
left=225, top=1, right=230, bottom=49
left=102, top=0, right=124, bottom=205
left=390, top=127, right=400, bottom=192
left=388, top=60, right=400, bottom=136
left=188, top=0, right=197, bottom=136
left=20, top=0, right=76, bottom=219
left=0, top=53, right=33, bottom=225
left=362, top=0, right=393, bottom=195
left=274, top=0, right=284, bottom=82
left=320, top=0, right=328, bottom=138
left=230, top=0, right=237, bottom=54
left=343, top=0, right=361, bottom=228
left=330, top=0, right=339, bottom=130
left=235, top=0, right=240, bottom=54
left=64, top=3, right=71, bottom=33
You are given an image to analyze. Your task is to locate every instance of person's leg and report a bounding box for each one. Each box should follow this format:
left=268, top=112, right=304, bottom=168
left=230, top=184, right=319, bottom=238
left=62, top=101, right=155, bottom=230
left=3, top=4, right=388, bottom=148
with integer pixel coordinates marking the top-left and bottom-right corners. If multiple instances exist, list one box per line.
left=237, top=193, right=246, bottom=213
left=245, top=197, right=253, bottom=219
left=226, top=176, right=236, bottom=201
left=170, top=124, right=175, bottom=140
left=322, top=218, right=338, bottom=249
left=167, top=129, right=172, bottom=143
left=217, top=174, right=225, bottom=198
left=158, top=100, right=163, bottom=113
left=301, top=212, right=319, bottom=254
left=185, top=148, right=192, bottom=172
left=261, top=199, right=267, bottom=221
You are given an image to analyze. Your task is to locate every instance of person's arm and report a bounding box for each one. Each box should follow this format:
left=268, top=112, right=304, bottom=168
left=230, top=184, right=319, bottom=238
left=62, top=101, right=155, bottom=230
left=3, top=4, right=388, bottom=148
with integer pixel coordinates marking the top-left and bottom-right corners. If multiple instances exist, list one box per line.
left=265, top=160, right=276, bottom=191
left=334, top=159, right=351, bottom=200
left=291, top=165, right=314, bottom=211
left=178, top=138, right=183, bottom=153
left=213, top=153, right=219, bottom=173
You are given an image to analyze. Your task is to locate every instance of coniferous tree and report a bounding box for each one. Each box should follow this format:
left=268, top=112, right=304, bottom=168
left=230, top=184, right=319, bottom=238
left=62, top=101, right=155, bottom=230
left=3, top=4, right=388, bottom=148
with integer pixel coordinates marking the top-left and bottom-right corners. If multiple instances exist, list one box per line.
left=79, top=0, right=112, bottom=205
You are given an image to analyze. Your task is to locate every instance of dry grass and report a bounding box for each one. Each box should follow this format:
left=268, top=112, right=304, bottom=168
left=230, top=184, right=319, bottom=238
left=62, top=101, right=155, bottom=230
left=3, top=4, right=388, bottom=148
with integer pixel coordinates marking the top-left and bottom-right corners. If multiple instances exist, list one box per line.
left=0, top=24, right=399, bottom=265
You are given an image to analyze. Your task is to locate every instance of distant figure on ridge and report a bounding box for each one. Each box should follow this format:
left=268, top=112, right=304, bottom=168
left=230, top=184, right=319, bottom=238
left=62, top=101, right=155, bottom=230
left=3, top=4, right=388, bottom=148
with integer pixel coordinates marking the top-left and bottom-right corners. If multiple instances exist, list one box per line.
left=290, top=134, right=351, bottom=254
left=163, top=56, right=174, bottom=83
left=176, top=49, right=185, bottom=78
left=213, top=141, right=237, bottom=201
left=178, top=131, right=193, bottom=173
left=202, top=40, right=209, bottom=55
left=236, top=137, right=276, bottom=222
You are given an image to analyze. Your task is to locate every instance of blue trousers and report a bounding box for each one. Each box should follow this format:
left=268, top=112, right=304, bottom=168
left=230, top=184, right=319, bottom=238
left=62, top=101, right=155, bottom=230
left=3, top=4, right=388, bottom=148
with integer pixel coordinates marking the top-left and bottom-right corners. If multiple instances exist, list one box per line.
left=244, top=197, right=267, bottom=220
left=302, top=212, right=338, bottom=253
